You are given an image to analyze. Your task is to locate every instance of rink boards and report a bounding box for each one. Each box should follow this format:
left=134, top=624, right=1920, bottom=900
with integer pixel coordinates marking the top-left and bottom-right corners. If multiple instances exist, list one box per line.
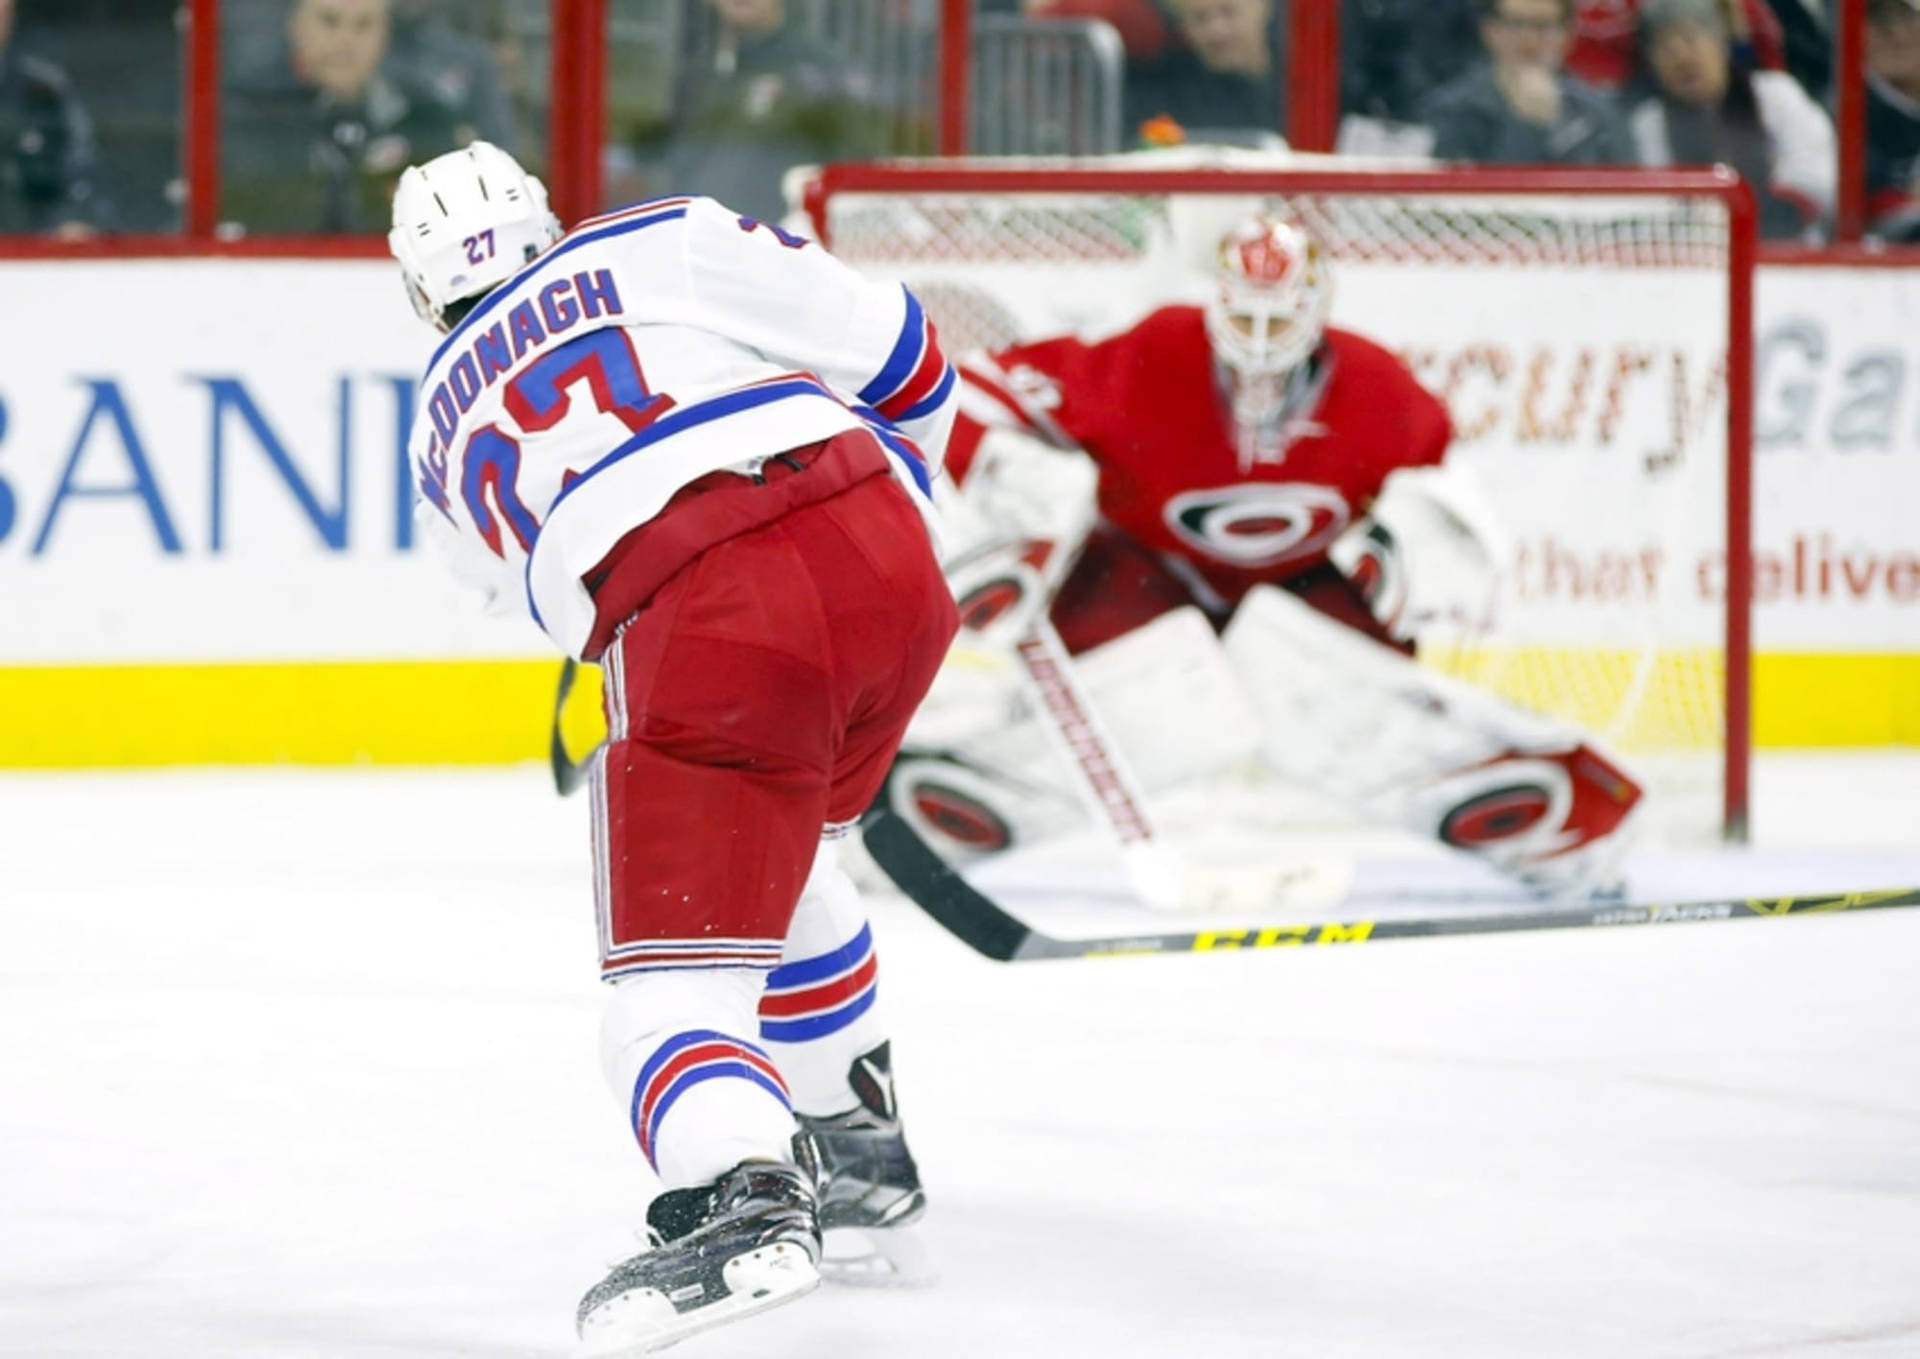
left=0, top=257, right=1916, bottom=765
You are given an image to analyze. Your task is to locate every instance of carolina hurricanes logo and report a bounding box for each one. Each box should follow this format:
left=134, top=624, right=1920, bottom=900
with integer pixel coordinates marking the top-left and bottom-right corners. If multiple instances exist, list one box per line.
left=957, top=577, right=1028, bottom=631
left=908, top=781, right=1013, bottom=851
left=1164, top=483, right=1350, bottom=569
left=1439, top=785, right=1557, bottom=848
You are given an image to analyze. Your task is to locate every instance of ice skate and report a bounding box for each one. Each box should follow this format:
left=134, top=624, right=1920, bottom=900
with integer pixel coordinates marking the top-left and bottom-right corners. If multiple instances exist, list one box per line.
left=799, top=1043, right=936, bottom=1287
left=575, top=1161, right=821, bottom=1356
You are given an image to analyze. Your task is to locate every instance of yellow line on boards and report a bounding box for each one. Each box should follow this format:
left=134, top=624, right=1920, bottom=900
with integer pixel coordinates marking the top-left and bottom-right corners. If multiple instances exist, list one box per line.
left=0, top=660, right=580, bottom=767
left=1753, top=652, right=1920, bottom=747
left=0, top=652, right=1913, bottom=766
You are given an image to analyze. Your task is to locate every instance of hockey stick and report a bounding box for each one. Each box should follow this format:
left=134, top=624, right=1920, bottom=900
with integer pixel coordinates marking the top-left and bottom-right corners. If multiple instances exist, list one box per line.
left=963, top=614, right=1351, bottom=914
left=859, top=799, right=1920, bottom=962
left=549, top=658, right=602, bottom=797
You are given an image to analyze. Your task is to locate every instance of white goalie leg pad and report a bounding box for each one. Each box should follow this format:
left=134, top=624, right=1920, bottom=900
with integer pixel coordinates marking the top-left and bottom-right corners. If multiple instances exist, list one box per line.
left=888, top=634, right=1082, bottom=868
left=883, top=740, right=1085, bottom=863
left=890, top=607, right=1264, bottom=865
left=899, top=640, right=1030, bottom=753
left=888, top=606, right=1355, bottom=911
left=1073, top=605, right=1265, bottom=792
left=1075, top=606, right=1352, bottom=911
left=1222, top=584, right=1644, bottom=896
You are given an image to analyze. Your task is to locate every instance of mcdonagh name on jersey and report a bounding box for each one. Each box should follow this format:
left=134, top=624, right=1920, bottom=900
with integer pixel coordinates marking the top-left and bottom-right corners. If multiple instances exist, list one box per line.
left=422, top=268, right=626, bottom=461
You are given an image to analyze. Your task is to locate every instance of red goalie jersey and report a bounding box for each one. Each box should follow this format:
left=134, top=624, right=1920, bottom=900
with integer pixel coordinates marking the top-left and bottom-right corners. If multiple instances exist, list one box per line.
left=948, top=304, right=1453, bottom=653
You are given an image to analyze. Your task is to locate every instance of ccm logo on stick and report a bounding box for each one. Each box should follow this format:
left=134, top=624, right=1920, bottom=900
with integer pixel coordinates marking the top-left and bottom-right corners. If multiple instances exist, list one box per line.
left=1194, top=923, right=1375, bottom=949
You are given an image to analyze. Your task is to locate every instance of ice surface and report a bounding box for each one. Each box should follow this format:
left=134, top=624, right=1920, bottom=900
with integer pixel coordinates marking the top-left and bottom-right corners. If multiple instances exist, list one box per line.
left=2, top=754, right=1918, bottom=1358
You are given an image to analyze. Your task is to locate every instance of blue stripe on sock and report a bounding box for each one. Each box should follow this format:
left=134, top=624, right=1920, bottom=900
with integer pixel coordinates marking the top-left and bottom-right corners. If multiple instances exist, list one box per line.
left=765, top=923, right=874, bottom=991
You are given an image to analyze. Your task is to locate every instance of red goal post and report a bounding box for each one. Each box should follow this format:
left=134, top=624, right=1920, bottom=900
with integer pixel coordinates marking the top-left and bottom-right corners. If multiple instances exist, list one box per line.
left=800, top=157, right=1757, bottom=844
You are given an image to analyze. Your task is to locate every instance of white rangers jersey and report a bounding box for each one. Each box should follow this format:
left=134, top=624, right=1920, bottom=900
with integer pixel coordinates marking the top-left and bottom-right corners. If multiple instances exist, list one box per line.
left=406, top=195, right=957, bottom=658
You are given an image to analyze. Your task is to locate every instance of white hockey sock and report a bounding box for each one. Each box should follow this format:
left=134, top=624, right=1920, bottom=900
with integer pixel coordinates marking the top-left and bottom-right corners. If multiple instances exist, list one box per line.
left=600, top=969, right=798, bottom=1190
left=758, top=840, right=890, bottom=1118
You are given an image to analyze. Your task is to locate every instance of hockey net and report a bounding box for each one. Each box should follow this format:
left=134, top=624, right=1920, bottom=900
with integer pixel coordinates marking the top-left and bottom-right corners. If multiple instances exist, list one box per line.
left=798, top=155, right=1755, bottom=845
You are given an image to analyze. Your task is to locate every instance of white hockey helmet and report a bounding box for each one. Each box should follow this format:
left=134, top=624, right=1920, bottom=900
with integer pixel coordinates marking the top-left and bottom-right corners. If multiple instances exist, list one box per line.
left=388, top=141, right=562, bottom=330
left=1204, top=214, right=1333, bottom=389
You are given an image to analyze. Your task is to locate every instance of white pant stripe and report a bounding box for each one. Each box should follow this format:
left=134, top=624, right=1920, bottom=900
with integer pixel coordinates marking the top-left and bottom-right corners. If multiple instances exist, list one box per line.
left=591, top=751, right=613, bottom=956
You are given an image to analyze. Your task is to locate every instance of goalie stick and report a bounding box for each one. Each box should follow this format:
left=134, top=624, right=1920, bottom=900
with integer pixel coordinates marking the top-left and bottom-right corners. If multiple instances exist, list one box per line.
left=1005, top=618, right=1190, bottom=910
left=858, top=794, right=1920, bottom=962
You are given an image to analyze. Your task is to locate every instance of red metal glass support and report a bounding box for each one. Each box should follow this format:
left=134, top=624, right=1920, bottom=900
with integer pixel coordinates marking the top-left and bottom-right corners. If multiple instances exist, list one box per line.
left=939, top=0, right=972, bottom=156
left=548, top=0, right=602, bottom=224
left=576, top=0, right=607, bottom=212
left=1289, top=0, right=1340, bottom=153
left=185, top=0, right=221, bottom=237
left=1835, top=0, right=1867, bottom=242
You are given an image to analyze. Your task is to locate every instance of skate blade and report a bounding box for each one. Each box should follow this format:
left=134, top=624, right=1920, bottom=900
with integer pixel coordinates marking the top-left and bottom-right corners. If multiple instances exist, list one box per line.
left=819, top=1225, right=938, bottom=1289
left=578, top=1241, right=820, bottom=1356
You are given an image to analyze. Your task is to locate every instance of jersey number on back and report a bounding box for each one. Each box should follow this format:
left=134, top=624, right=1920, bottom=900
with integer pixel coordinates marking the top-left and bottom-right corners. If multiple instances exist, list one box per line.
left=461, top=330, right=674, bottom=556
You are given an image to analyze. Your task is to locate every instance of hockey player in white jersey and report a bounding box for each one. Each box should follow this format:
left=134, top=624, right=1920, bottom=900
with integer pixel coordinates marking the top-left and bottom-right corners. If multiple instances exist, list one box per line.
left=389, top=143, right=958, bottom=1353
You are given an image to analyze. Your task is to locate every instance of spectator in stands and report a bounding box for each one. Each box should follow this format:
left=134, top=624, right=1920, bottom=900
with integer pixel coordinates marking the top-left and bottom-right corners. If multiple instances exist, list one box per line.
left=646, top=0, right=887, bottom=223
left=1394, top=0, right=1788, bottom=93
left=387, top=0, right=518, bottom=150
left=1567, top=0, right=1785, bottom=87
left=0, top=0, right=103, bottom=235
left=1122, top=0, right=1286, bottom=145
left=1625, top=0, right=1835, bottom=238
left=1766, top=0, right=1831, bottom=102
left=1867, top=0, right=1920, bottom=241
left=1342, top=0, right=1483, bottom=125
left=1421, top=0, right=1636, bottom=165
left=222, top=0, right=489, bottom=233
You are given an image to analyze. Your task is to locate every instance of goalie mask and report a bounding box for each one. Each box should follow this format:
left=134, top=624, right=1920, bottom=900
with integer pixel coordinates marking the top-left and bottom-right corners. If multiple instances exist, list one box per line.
left=1204, top=216, right=1334, bottom=465
left=389, top=141, right=562, bottom=332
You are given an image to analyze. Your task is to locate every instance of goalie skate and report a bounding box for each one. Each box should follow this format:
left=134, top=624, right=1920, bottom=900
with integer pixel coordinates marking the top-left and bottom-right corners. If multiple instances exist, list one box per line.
left=800, top=1043, right=936, bottom=1287
left=575, top=1161, right=820, bottom=1356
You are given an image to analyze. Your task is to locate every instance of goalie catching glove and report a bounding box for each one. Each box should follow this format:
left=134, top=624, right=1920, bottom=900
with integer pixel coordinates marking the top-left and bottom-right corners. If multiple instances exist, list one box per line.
left=1328, top=463, right=1509, bottom=643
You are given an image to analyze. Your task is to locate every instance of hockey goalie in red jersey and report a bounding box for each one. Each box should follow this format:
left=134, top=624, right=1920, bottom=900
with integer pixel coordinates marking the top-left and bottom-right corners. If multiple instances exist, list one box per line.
left=951, top=214, right=1453, bottom=653
left=906, top=214, right=1646, bottom=899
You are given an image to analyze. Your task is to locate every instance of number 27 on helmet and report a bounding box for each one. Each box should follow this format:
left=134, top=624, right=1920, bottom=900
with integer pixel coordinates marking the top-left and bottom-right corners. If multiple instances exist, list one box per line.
left=388, top=140, right=564, bottom=332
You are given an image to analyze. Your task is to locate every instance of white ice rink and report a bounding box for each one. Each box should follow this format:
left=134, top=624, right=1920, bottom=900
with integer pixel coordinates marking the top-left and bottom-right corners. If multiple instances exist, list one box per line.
left=3, top=753, right=1918, bottom=1359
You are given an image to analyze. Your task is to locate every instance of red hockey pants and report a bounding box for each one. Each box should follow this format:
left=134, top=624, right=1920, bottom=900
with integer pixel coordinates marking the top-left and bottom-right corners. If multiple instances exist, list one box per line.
left=588, top=430, right=957, bottom=960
